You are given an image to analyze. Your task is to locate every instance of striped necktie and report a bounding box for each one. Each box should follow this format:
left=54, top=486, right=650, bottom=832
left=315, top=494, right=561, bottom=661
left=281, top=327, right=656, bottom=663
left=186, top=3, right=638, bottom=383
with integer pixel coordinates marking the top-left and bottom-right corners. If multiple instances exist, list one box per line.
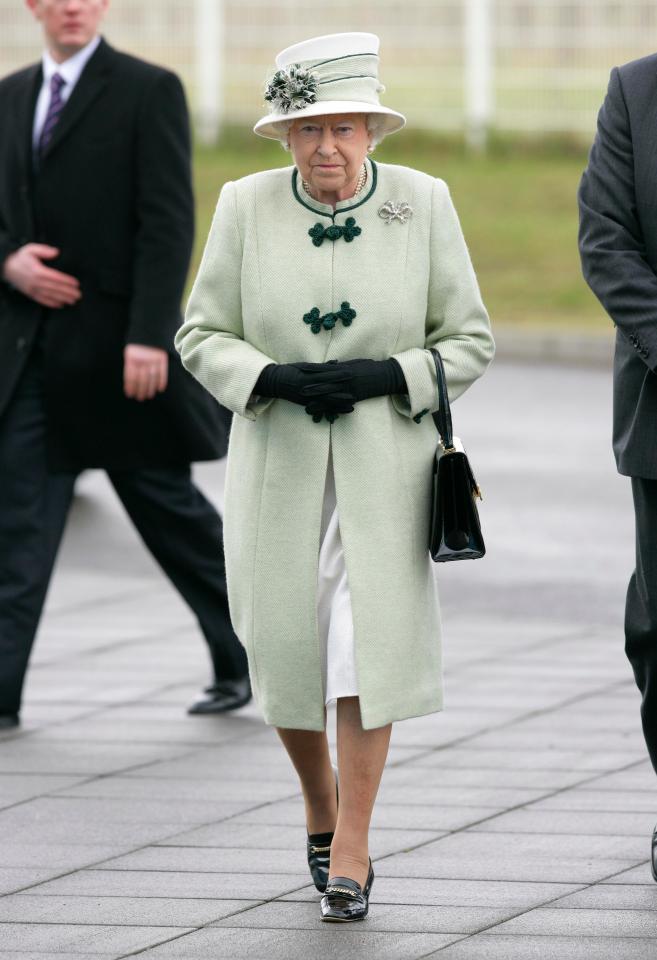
left=39, top=72, right=66, bottom=155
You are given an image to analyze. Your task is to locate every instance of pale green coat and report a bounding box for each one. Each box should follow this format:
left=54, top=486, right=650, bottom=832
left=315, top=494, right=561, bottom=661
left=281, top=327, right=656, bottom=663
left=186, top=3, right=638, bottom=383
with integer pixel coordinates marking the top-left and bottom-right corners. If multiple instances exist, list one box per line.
left=175, top=158, right=494, bottom=730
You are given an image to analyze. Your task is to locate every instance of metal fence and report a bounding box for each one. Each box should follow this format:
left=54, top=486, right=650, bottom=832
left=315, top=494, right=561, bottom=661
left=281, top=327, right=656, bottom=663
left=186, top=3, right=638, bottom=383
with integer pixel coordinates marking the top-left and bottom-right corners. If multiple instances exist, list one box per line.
left=2, top=0, right=657, bottom=143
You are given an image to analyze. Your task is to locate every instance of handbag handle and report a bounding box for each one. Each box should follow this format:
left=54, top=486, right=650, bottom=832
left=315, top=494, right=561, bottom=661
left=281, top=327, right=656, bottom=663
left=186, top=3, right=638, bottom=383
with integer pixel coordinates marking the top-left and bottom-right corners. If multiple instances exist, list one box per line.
left=428, top=348, right=454, bottom=449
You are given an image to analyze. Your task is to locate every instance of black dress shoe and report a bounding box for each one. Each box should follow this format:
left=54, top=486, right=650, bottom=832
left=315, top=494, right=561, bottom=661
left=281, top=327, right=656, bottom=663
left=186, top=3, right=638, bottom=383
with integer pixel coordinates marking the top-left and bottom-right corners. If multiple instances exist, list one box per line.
left=307, top=765, right=339, bottom=892
left=187, top=676, right=251, bottom=715
left=0, top=714, right=19, bottom=730
left=652, top=825, right=657, bottom=882
left=320, top=859, right=374, bottom=922
left=307, top=831, right=333, bottom=893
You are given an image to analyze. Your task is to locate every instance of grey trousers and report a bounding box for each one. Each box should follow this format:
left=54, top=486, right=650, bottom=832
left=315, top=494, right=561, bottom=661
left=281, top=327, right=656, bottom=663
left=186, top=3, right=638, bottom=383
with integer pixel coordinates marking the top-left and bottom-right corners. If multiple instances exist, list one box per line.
left=626, top=477, right=657, bottom=773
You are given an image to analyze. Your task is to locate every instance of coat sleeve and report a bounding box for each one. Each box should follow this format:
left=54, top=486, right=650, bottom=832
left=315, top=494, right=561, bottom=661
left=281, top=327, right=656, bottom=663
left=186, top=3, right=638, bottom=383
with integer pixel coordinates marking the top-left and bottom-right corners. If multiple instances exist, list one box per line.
left=0, top=220, right=19, bottom=283
left=390, top=177, right=495, bottom=420
left=126, top=70, right=195, bottom=350
left=578, top=67, right=657, bottom=370
left=174, top=181, right=275, bottom=420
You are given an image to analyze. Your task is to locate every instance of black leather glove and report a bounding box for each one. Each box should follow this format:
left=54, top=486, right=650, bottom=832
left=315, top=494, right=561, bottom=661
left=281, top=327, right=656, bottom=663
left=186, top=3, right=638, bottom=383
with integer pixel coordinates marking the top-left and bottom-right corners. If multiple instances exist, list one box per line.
left=329, top=358, right=407, bottom=401
left=254, top=362, right=354, bottom=407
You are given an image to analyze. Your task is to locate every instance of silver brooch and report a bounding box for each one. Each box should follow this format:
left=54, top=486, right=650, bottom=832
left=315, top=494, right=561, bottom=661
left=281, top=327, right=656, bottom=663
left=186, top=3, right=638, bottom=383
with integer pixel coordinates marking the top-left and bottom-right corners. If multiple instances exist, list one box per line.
left=378, top=200, right=413, bottom=224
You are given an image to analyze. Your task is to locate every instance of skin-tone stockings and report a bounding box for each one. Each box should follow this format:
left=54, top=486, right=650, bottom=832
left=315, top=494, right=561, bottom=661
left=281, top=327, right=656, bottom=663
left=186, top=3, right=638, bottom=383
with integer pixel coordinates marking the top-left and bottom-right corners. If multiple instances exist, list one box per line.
left=276, top=696, right=392, bottom=889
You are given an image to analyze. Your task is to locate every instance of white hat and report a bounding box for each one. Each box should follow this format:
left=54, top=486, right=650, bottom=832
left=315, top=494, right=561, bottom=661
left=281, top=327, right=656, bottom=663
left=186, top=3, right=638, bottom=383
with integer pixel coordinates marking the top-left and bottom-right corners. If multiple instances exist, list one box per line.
left=253, top=32, right=406, bottom=140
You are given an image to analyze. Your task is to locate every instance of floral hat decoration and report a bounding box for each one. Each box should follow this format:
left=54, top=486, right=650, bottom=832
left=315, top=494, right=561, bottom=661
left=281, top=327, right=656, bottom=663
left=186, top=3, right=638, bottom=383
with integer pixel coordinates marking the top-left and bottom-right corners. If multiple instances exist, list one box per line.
left=254, top=32, right=406, bottom=140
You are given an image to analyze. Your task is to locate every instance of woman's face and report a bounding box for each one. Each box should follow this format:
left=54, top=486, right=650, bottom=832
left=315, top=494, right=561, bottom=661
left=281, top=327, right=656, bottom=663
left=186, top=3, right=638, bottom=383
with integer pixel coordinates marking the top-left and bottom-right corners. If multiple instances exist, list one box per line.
left=288, top=114, right=371, bottom=198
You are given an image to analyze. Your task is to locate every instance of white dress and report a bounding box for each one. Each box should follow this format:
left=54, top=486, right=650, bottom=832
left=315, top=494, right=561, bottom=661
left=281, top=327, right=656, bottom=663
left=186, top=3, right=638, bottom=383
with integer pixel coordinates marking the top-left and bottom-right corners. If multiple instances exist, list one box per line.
left=317, top=451, right=359, bottom=704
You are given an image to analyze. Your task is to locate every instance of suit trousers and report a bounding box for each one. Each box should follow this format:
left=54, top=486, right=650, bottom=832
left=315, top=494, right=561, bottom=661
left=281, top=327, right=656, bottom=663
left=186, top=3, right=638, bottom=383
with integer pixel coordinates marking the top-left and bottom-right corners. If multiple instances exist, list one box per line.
left=626, top=477, right=657, bottom=773
left=0, top=342, right=247, bottom=716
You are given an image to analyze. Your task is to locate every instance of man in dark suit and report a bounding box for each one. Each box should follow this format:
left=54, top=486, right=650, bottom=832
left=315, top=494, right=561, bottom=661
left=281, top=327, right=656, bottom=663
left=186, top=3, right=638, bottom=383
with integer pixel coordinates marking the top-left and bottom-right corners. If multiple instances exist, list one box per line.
left=579, top=55, right=657, bottom=881
left=0, top=0, right=250, bottom=727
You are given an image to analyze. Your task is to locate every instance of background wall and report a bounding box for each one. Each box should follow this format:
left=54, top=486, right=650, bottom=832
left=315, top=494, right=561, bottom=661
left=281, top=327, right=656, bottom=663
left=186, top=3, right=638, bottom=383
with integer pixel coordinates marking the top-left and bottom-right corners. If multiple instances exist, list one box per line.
left=3, top=0, right=654, bottom=331
left=3, top=0, right=657, bottom=141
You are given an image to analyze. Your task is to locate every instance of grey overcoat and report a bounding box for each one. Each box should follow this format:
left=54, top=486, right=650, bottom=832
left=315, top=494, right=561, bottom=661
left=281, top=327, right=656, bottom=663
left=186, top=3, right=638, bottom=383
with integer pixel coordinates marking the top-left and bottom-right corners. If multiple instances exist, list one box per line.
left=175, top=159, right=494, bottom=729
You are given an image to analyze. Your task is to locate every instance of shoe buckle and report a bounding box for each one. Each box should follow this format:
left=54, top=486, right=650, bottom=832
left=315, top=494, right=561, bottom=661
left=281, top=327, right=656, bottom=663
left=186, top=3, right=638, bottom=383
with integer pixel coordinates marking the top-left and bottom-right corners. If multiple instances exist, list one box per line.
left=309, top=844, right=332, bottom=853
left=326, top=884, right=359, bottom=898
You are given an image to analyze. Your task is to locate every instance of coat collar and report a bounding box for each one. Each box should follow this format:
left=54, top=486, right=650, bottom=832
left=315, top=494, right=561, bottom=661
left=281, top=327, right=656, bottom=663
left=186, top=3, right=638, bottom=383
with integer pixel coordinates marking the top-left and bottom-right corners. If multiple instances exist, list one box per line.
left=38, top=36, right=115, bottom=163
left=12, top=64, right=41, bottom=177
left=41, top=34, right=101, bottom=98
left=292, top=158, right=378, bottom=219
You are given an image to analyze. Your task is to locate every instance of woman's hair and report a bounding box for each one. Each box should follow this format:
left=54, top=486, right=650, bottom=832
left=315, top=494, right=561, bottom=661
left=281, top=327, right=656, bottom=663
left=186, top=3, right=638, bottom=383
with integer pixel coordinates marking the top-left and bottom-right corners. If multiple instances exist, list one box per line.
left=277, top=113, right=387, bottom=151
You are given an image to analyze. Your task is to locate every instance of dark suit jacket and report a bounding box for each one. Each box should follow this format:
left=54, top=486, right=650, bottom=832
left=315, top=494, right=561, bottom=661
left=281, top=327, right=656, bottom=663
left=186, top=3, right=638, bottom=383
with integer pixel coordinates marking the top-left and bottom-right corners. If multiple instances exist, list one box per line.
left=0, top=37, right=230, bottom=471
left=579, top=53, right=657, bottom=479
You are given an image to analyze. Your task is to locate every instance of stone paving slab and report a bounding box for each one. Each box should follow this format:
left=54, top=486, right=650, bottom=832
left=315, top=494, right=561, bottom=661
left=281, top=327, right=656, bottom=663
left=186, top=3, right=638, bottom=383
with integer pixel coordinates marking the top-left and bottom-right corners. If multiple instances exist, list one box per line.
left=114, top=742, right=426, bottom=780
left=224, top=797, right=499, bottom=831
left=278, top=877, right=585, bottom=908
left=0, top=818, right=206, bottom=848
left=0, top=796, right=250, bottom=828
left=602, top=865, right=657, bottom=885
left=0, top=775, right=89, bottom=809
left=456, top=729, right=646, bottom=752
left=101, top=846, right=316, bottom=875
left=153, top=824, right=441, bottom=854
left=27, top=717, right=252, bottom=746
left=531, top=790, right=657, bottom=813
left=0, top=924, right=193, bottom=954
left=466, top=810, right=656, bottom=836
left=586, top=767, right=657, bottom=792
left=490, top=907, right=657, bottom=936
left=410, top=746, right=640, bottom=772
left=374, top=855, right=641, bottom=884
left=0, top=870, right=66, bottom=896
left=0, top=954, right=115, bottom=960
left=130, top=926, right=461, bottom=959
left=0, top=895, right=257, bottom=926
left=379, top=830, right=649, bottom=864
left=554, top=885, right=657, bottom=910
left=0, top=361, right=655, bottom=958
left=30, top=870, right=313, bottom=901
left=54, top=775, right=299, bottom=803
left=425, top=934, right=657, bottom=960
left=0, top=845, right=137, bottom=870
left=375, top=783, right=549, bottom=807
left=396, top=764, right=592, bottom=791
left=210, top=898, right=514, bottom=933
left=0, top=741, right=194, bottom=776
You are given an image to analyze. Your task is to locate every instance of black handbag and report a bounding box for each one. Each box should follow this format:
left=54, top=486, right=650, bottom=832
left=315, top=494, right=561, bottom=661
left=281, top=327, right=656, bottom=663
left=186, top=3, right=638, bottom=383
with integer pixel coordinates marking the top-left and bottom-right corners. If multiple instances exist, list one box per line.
left=428, top=348, right=485, bottom=562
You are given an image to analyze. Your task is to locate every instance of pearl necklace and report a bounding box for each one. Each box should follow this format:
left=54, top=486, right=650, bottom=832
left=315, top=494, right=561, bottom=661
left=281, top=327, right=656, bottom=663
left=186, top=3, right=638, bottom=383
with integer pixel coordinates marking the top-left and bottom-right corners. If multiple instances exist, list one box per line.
left=303, top=163, right=367, bottom=202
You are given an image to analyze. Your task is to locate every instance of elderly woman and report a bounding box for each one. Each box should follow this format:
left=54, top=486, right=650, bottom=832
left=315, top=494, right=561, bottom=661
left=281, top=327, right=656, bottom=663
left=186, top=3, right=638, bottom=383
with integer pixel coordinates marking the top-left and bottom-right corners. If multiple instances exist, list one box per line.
left=175, top=32, right=494, bottom=922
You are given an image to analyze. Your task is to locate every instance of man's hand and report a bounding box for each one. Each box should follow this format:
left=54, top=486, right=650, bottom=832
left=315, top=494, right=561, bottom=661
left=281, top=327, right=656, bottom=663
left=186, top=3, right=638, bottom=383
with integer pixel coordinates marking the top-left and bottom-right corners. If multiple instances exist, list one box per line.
left=1, top=244, right=81, bottom=308
left=123, top=344, right=168, bottom=401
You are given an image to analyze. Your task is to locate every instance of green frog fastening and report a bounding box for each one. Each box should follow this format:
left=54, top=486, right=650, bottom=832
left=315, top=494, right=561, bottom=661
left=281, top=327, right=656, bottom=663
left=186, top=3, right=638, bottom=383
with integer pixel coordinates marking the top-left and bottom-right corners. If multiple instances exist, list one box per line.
left=303, top=302, right=357, bottom=334
left=308, top=217, right=361, bottom=247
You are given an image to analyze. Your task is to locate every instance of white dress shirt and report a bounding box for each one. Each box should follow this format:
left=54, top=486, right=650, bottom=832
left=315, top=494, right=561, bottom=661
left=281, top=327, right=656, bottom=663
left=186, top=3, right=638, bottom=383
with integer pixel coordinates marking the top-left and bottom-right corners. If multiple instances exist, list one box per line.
left=32, top=35, right=101, bottom=149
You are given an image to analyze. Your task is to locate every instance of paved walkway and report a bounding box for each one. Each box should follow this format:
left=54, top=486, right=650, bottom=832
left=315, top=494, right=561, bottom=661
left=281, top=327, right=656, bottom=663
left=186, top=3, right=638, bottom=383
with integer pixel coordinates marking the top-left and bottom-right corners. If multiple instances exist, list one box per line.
left=0, top=361, right=655, bottom=960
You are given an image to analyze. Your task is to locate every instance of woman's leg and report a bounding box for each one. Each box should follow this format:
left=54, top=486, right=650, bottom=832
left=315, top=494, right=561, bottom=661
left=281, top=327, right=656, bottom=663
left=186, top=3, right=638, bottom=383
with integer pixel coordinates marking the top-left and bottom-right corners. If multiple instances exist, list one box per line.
left=276, top=719, right=338, bottom=834
left=330, top=696, right=392, bottom=887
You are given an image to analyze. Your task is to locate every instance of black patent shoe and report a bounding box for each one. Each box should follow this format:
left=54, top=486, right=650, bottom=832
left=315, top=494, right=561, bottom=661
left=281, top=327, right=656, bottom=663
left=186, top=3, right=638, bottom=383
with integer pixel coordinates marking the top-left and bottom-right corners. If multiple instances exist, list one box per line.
left=307, top=765, right=339, bottom=892
left=187, top=676, right=251, bottom=715
left=320, top=859, right=374, bottom=922
left=651, top=825, right=657, bottom=882
left=307, top=831, right=334, bottom=893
